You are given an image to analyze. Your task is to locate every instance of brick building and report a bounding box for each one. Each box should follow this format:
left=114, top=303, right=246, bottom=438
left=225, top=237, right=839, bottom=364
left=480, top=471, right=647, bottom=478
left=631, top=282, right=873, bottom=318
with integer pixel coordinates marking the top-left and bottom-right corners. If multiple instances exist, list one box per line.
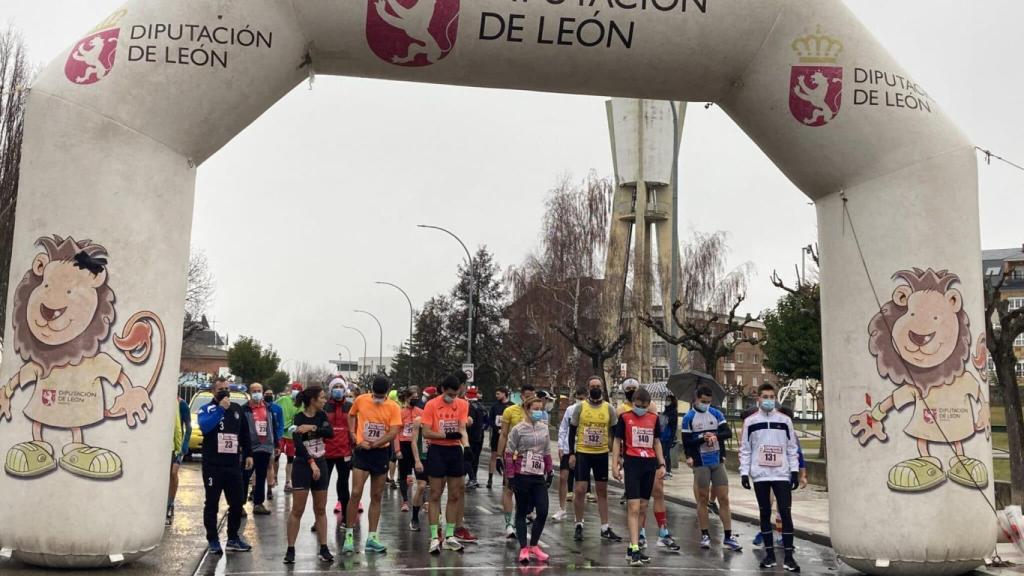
left=983, top=247, right=1024, bottom=385
left=180, top=318, right=229, bottom=376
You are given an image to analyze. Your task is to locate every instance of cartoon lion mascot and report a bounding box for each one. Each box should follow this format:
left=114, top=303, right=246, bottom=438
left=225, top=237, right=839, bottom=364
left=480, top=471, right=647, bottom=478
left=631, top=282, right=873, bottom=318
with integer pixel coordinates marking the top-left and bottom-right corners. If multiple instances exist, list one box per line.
left=0, top=235, right=165, bottom=480
left=849, top=268, right=990, bottom=492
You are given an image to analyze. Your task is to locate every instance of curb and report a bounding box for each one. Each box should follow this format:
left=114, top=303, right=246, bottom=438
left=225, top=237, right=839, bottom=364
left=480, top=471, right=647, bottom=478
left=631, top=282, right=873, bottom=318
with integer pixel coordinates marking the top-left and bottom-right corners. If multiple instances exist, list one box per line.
left=603, top=477, right=834, bottom=548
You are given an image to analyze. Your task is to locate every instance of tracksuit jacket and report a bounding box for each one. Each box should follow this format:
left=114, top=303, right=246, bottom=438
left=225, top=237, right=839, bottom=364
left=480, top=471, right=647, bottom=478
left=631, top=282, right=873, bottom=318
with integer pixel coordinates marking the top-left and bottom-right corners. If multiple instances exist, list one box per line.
left=738, top=409, right=800, bottom=483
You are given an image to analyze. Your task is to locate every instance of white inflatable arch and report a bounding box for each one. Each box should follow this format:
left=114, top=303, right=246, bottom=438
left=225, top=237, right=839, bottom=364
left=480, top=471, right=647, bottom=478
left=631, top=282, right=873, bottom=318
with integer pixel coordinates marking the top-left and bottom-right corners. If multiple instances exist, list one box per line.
left=0, top=0, right=995, bottom=573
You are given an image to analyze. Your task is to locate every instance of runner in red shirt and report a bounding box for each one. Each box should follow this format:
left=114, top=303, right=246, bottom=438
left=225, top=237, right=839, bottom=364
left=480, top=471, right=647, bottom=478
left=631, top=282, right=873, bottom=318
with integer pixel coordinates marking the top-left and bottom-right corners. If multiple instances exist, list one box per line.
left=397, top=388, right=423, bottom=514
left=324, top=380, right=353, bottom=519
left=612, top=388, right=666, bottom=566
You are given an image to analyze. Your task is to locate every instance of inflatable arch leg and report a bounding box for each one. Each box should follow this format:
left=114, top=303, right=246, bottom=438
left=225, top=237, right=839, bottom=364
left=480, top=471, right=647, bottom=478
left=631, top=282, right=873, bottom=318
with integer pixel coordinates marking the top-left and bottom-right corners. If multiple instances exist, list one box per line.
left=0, top=0, right=993, bottom=572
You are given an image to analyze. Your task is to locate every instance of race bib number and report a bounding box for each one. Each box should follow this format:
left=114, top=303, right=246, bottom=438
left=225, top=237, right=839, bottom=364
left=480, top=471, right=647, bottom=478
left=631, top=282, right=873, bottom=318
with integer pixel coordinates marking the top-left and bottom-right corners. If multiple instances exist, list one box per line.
left=364, top=422, right=386, bottom=442
left=441, top=419, right=459, bottom=435
left=305, top=438, right=326, bottom=458
left=583, top=426, right=606, bottom=447
left=631, top=426, right=655, bottom=448
left=495, top=415, right=503, bottom=427
left=402, top=423, right=414, bottom=438
left=255, top=420, right=268, bottom=437
left=758, top=445, right=783, bottom=467
left=699, top=435, right=719, bottom=454
left=522, top=451, right=545, bottom=475
left=217, top=433, right=238, bottom=454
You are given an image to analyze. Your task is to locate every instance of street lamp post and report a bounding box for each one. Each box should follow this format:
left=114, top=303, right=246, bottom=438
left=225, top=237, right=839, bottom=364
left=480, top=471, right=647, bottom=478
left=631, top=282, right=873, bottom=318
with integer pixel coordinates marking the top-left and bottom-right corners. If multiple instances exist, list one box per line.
left=342, top=325, right=368, bottom=376
left=376, top=281, right=415, bottom=384
left=668, top=101, right=685, bottom=377
left=417, top=224, right=473, bottom=365
left=354, top=310, right=384, bottom=374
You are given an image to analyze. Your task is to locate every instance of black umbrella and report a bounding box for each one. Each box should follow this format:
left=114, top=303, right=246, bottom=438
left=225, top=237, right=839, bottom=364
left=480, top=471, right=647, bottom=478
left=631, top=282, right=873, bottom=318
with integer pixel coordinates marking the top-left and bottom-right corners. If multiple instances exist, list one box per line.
left=667, top=370, right=726, bottom=406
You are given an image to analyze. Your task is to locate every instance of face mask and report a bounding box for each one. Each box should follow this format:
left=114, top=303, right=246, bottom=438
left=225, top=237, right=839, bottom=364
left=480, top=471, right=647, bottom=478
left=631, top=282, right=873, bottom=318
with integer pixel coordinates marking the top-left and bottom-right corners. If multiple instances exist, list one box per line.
left=694, top=402, right=708, bottom=413
left=530, top=410, right=546, bottom=421
left=291, top=390, right=299, bottom=399
left=331, top=389, right=344, bottom=401
left=625, top=390, right=635, bottom=402
left=589, top=388, right=603, bottom=401
left=251, top=394, right=262, bottom=403
left=443, top=394, right=456, bottom=404
left=263, top=395, right=273, bottom=403
left=632, top=407, right=648, bottom=417
left=761, top=399, right=775, bottom=412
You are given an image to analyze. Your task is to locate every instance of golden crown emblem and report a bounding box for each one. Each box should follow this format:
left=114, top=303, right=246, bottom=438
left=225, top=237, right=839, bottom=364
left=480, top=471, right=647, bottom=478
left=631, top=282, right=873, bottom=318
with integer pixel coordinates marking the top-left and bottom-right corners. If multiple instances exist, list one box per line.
left=791, top=27, right=843, bottom=64
left=91, top=8, right=129, bottom=33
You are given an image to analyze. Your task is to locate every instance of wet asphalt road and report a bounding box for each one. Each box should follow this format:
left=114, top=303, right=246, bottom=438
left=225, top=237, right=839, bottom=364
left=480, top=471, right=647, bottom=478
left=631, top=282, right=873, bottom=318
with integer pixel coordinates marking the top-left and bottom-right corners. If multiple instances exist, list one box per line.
left=195, top=457, right=854, bottom=576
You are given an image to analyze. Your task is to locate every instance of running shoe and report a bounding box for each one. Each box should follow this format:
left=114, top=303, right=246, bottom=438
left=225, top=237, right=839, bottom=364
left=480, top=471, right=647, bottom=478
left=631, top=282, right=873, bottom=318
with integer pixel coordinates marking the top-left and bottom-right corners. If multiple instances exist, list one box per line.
left=429, top=538, right=441, bottom=555
left=658, top=535, right=681, bottom=551
left=267, top=488, right=274, bottom=500
left=401, top=502, right=410, bottom=512
left=784, top=558, right=801, bottom=573
left=566, top=492, right=574, bottom=502
left=664, top=472, right=673, bottom=479
left=530, top=546, right=549, bottom=563
left=574, top=524, right=584, bottom=541
left=342, top=535, right=355, bottom=555
left=519, top=547, right=531, bottom=565
left=724, top=536, right=743, bottom=552
left=364, top=536, right=387, bottom=554
left=552, top=509, right=567, bottom=522
left=455, top=527, right=478, bottom=542
left=699, top=534, right=712, bottom=549
left=760, top=554, right=778, bottom=569
left=284, top=483, right=293, bottom=493
left=444, top=537, right=465, bottom=552
left=358, top=503, right=364, bottom=514
left=253, top=504, right=271, bottom=515
left=334, top=501, right=343, bottom=513
left=283, top=548, right=295, bottom=564
left=587, top=492, right=597, bottom=503
left=506, top=525, right=517, bottom=540
left=708, top=501, right=720, bottom=516
left=225, top=538, right=252, bottom=552
left=629, top=550, right=644, bottom=566
left=409, top=518, right=421, bottom=531
left=638, top=534, right=646, bottom=549
left=753, top=532, right=764, bottom=546
left=467, top=480, right=479, bottom=489
left=318, top=546, right=334, bottom=563
left=387, top=479, right=398, bottom=489
left=208, top=540, right=223, bottom=555
left=601, top=527, right=623, bottom=542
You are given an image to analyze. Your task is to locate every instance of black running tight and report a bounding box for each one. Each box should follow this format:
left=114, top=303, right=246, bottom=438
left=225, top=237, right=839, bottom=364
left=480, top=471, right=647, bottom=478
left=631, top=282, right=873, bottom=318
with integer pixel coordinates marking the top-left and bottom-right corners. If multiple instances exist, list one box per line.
left=513, top=475, right=549, bottom=548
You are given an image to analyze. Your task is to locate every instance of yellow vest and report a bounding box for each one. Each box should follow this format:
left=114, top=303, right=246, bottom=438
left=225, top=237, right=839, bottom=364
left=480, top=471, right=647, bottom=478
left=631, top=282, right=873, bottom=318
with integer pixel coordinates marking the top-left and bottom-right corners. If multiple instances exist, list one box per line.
left=576, top=401, right=612, bottom=454
left=503, top=404, right=525, bottom=430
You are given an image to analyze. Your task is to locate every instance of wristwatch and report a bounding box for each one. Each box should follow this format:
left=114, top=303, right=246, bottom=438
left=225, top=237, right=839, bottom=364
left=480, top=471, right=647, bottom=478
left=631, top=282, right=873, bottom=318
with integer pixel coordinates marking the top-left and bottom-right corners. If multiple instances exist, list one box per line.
left=657, top=463, right=666, bottom=469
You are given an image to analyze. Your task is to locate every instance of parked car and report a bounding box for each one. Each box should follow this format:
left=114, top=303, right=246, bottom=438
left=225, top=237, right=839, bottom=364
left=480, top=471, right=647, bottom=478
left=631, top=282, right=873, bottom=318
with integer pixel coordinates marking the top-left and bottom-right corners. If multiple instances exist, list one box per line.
left=187, top=389, right=250, bottom=456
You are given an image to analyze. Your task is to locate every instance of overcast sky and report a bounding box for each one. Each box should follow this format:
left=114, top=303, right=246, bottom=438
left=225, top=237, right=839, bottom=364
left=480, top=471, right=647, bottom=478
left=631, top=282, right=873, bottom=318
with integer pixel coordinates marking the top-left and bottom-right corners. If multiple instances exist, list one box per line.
left=6, top=1, right=1023, bottom=371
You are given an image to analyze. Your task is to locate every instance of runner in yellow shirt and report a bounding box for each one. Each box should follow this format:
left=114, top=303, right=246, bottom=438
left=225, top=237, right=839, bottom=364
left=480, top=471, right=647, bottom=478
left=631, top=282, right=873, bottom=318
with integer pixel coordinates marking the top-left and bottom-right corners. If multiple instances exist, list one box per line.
left=569, top=376, right=622, bottom=542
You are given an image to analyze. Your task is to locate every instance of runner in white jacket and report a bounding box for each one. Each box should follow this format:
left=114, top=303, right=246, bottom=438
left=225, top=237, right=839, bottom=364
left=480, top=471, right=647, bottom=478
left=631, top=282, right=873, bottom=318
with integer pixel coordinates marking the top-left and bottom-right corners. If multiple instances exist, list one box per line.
left=739, top=383, right=801, bottom=573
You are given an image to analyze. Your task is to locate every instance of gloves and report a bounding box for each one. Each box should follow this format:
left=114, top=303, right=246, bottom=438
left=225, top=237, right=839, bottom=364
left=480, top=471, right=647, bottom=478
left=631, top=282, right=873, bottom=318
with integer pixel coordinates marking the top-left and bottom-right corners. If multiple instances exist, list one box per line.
left=741, top=475, right=751, bottom=490
left=445, top=432, right=463, bottom=440
left=496, top=457, right=505, bottom=475
left=790, top=471, right=800, bottom=491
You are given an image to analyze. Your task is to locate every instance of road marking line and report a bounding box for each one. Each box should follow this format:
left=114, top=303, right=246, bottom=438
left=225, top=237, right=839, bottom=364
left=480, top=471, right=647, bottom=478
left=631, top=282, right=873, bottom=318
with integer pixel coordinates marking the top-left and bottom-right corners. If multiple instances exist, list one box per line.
left=475, top=505, right=493, bottom=515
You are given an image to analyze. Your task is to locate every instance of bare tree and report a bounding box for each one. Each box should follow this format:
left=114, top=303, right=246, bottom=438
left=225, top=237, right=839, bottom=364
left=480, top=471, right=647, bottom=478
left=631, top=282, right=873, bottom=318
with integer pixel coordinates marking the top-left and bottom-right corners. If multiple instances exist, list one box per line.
left=985, top=269, right=1024, bottom=505
left=507, top=173, right=628, bottom=394
left=294, top=361, right=333, bottom=389
left=183, top=249, right=215, bottom=341
left=0, top=27, right=29, bottom=341
left=640, top=232, right=758, bottom=386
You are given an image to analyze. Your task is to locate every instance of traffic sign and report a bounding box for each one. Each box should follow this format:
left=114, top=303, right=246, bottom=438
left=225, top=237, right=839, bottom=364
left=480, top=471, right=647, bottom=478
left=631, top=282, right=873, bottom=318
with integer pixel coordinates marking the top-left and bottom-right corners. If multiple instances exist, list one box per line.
left=462, top=363, right=475, bottom=383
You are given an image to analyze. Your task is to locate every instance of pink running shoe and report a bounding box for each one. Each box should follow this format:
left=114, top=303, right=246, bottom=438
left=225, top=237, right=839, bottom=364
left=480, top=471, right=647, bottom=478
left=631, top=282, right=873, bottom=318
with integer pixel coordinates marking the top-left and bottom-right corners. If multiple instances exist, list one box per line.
left=530, top=546, right=549, bottom=563
left=401, top=502, right=410, bottom=512
left=518, top=547, right=531, bottom=565
left=334, top=502, right=342, bottom=513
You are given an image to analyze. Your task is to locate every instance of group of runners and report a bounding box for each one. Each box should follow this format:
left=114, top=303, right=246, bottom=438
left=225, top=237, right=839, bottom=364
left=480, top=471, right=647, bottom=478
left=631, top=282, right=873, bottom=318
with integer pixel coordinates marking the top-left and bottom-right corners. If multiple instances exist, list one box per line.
left=173, top=372, right=805, bottom=571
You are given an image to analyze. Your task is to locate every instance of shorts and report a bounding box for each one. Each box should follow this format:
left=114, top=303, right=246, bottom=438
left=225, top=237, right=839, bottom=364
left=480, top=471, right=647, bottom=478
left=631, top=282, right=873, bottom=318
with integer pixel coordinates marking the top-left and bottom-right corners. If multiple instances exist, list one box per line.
left=427, top=445, right=465, bottom=479
left=353, top=447, right=390, bottom=477
left=694, top=464, right=729, bottom=488
left=400, top=442, right=429, bottom=481
left=281, top=438, right=296, bottom=462
left=623, top=456, right=657, bottom=500
left=490, top=430, right=501, bottom=451
left=559, top=453, right=572, bottom=471
left=293, top=458, right=330, bottom=491
left=574, top=452, right=609, bottom=483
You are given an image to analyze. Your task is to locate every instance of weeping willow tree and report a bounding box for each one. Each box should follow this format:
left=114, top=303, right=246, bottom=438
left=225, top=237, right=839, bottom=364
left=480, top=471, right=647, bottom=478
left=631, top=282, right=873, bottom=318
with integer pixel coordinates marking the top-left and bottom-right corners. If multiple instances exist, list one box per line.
left=0, top=27, right=29, bottom=341
left=506, top=173, right=628, bottom=397
left=640, top=231, right=758, bottom=392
